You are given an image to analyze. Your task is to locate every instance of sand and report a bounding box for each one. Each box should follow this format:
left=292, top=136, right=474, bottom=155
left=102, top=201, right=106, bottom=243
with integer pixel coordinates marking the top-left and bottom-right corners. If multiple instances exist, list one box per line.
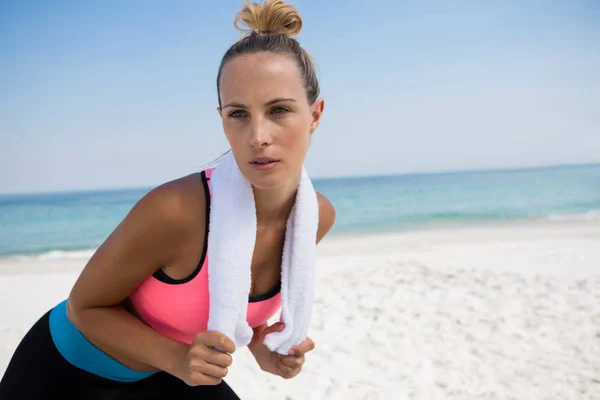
left=1, top=219, right=599, bottom=399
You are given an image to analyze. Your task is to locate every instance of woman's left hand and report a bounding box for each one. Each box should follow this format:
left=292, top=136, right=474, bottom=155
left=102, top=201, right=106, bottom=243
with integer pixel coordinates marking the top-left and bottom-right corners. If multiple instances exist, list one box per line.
left=249, top=323, right=315, bottom=379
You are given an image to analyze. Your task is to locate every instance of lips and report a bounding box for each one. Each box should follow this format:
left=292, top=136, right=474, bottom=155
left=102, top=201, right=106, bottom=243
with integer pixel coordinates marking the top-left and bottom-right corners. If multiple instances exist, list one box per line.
left=250, top=157, right=280, bottom=164
left=249, top=156, right=281, bottom=171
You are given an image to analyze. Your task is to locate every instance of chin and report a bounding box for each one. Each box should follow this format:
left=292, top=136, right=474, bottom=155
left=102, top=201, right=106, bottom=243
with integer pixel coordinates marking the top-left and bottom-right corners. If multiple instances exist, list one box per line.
left=247, top=173, right=286, bottom=190
left=243, top=165, right=295, bottom=191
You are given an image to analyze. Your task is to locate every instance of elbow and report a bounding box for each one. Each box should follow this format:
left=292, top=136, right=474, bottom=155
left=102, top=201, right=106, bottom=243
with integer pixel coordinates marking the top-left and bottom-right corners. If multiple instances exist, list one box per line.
left=65, top=297, right=82, bottom=328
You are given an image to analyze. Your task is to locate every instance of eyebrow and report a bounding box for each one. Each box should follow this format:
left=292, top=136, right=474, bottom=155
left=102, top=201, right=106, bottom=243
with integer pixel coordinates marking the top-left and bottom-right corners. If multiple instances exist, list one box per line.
left=222, top=97, right=297, bottom=109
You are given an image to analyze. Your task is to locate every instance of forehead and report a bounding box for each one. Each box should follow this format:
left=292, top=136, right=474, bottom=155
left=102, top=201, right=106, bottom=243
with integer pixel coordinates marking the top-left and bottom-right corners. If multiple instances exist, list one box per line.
left=219, top=53, right=305, bottom=103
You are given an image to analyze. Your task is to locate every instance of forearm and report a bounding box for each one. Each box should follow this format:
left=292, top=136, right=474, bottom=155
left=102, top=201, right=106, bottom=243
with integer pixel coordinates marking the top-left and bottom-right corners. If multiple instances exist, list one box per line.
left=67, top=301, right=187, bottom=377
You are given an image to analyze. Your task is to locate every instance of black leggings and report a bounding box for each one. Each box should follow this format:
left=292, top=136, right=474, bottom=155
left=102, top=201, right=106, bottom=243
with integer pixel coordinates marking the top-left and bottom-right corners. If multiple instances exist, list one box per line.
left=0, top=310, right=241, bottom=400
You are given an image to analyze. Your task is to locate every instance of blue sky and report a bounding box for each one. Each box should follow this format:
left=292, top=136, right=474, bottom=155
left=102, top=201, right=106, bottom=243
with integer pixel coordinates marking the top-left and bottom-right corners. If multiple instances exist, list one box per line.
left=1, top=0, right=599, bottom=194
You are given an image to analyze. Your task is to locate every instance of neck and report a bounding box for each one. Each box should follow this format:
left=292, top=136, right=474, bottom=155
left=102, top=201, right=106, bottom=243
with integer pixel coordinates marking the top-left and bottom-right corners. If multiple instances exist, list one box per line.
left=253, top=173, right=301, bottom=228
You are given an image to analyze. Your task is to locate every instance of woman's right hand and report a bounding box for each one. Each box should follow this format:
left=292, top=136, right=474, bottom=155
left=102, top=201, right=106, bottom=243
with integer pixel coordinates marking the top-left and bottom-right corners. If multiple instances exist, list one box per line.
left=177, top=331, right=236, bottom=386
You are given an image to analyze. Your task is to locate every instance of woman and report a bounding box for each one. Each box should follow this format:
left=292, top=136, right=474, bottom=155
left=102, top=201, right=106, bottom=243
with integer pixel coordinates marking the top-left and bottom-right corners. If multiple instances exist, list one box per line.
left=0, top=0, right=336, bottom=398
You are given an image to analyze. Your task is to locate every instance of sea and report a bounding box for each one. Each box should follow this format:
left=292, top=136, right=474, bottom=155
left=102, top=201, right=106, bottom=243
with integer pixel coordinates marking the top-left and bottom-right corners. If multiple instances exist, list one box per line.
left=1, top=163, right=599, bottom=261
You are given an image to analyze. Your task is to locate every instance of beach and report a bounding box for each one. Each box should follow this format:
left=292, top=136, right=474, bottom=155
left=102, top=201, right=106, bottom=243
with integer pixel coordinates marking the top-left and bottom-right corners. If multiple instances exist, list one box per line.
left=1, top=219, right=599, bottom=399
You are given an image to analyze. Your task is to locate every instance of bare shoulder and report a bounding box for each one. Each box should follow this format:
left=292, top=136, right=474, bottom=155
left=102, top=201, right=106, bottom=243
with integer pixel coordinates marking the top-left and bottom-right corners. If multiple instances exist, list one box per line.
left=108, top=172, right=208, bottom=259
left=141, top=173, right=207, bottom=227
left=316, top=192, right=336, bottom=243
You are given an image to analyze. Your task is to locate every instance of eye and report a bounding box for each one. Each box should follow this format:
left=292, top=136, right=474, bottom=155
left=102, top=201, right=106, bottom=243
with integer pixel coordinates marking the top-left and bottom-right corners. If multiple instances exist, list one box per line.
left=271, top=106, right=289, bottom=115
left=229, top=110, right=247, bottom=118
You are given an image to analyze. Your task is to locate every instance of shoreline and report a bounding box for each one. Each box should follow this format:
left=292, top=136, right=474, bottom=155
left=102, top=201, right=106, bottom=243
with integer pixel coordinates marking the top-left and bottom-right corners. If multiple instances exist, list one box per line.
left=2, top=215, right=598, bottom=264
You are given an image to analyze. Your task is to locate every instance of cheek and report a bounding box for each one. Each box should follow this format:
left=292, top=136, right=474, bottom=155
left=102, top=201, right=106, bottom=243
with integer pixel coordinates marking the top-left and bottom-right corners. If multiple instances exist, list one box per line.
left=281, top=128, right=309, bottom=164
left=222, top=121, right=244, bottom=145
left=281, top=129, right=307, bottom=149
left=280, top=114, right=310, bottom=148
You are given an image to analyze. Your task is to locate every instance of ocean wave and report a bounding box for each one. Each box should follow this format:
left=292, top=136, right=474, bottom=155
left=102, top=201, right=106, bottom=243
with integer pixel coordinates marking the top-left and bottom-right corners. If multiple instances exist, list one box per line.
left=546, top=210, right=600, bottom=222
left=7, top=249, right=97, bottom=263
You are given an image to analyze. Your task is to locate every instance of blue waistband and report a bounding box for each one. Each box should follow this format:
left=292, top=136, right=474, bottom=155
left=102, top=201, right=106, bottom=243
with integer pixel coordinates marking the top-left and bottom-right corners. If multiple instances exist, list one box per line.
left=49, top=300, right=158, bottom=382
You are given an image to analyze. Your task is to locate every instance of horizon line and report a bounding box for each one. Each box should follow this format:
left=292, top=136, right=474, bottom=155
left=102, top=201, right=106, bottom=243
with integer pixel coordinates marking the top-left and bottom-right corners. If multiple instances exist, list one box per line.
left=1, top=160, right=599, bottom=197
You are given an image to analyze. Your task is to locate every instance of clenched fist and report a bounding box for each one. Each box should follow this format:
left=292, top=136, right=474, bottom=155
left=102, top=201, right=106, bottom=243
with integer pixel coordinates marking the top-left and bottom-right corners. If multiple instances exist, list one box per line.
left=175, top=331, right=236, bottom=386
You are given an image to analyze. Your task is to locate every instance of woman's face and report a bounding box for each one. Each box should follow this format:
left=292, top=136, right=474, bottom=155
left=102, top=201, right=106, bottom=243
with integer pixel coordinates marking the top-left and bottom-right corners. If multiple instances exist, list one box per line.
left=218, top=52, right=324, bottom=190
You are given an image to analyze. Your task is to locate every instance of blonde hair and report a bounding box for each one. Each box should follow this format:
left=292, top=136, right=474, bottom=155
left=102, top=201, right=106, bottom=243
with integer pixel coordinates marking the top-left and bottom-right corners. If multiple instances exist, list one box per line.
left=234, top=0, right=302, bottom=36
left=216, top=0, right=319, bottom=107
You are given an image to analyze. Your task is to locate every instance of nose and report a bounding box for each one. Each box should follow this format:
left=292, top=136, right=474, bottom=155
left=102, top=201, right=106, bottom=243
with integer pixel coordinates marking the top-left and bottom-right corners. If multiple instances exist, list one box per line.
left=248, top=116, right=272, bottom=148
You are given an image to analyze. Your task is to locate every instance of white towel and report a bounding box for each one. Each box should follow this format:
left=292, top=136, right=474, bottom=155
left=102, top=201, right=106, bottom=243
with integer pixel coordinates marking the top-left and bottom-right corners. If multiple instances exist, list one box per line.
left=206, top=151, right=319, bottom=355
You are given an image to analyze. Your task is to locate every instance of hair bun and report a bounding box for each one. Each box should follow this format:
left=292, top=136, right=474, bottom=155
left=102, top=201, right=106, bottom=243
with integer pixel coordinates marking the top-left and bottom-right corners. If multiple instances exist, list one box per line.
left=234, top=0, right=302, bottom=37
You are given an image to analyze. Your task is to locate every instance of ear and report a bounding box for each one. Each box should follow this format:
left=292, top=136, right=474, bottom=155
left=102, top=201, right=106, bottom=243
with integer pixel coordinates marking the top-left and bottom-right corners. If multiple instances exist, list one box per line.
left=217, top=107, right=223, bottom=118
left=309, top=98, right=325, bottom=135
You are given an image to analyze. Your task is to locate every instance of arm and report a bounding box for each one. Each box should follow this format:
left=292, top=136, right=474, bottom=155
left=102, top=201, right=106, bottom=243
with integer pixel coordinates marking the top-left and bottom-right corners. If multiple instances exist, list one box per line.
left=315, top=192, right=337, bottom=244
left=66, top=179, right=204, bottom=376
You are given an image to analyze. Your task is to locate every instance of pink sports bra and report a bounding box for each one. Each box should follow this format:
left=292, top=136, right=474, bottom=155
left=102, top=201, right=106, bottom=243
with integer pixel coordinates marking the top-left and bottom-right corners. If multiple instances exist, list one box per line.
left=129, top=168, right=281, bottom=345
